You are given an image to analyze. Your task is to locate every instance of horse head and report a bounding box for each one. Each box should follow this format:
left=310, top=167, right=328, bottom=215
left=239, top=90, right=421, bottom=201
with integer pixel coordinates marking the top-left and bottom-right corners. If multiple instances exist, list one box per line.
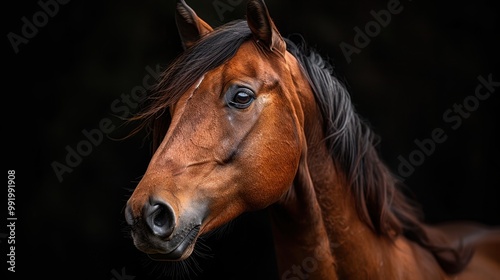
left=125, top=0, right=314, bottom=261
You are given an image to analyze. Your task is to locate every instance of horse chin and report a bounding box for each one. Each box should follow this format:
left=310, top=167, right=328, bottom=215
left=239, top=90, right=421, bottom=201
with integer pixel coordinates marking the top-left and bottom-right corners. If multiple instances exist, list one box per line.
left=146, top=225, right=200, bottom=261
left=147, top=244, right=195, bottom=261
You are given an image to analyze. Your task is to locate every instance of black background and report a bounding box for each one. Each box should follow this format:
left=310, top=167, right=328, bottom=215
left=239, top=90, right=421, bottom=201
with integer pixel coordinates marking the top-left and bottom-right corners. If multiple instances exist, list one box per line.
left=3, top=0, right=499, bottom=279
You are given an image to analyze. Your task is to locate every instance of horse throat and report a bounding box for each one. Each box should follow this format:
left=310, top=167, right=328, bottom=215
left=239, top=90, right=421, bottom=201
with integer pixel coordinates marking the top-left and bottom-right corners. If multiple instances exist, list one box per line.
left=269, top=151, right=338, bottom=279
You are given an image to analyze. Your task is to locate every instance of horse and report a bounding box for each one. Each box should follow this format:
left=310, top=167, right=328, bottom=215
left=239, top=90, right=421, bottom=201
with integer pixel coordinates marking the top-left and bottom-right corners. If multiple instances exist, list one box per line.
left=124, top=0, right=500, bottom=278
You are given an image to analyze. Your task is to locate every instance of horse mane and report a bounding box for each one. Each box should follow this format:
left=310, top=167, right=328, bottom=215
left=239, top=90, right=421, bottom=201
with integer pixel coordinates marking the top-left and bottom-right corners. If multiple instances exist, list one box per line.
left=129, top=19, right=472, bottom=274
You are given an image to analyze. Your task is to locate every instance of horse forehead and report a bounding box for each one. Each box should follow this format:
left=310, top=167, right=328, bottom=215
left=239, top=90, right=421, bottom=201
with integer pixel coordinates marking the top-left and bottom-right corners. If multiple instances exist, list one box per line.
left=223, top=41, right=284, bottom=78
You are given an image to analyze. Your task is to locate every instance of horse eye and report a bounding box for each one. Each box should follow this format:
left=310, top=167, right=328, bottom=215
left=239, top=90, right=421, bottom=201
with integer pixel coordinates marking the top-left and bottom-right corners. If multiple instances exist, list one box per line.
left=234, top=91, right=252, bottom=104
left=227, top=88, right=255, bottom=109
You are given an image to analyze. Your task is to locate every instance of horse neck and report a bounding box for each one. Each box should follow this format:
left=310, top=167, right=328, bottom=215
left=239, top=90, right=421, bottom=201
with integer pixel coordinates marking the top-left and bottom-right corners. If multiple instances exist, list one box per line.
left=300, top=103, right=440, bottom=279
left=269, top=98, right=409, bottom=279
left=305, top=126, right=393, bottom=279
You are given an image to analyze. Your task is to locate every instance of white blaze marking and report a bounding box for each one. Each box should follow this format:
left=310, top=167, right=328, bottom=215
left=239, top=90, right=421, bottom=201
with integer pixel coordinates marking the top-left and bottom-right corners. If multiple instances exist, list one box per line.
left=195, top=75, right=205, bottom=90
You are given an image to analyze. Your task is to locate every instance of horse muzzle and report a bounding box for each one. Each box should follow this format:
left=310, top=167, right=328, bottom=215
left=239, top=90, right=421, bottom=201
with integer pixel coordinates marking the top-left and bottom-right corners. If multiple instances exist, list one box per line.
left=124, top=197, right=202, bottom=261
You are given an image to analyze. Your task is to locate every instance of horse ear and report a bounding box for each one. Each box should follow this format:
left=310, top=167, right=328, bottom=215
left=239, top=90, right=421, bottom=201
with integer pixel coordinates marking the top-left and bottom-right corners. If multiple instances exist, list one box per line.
left=246, top=0, right=286, bottom=56
left=175, top=0, right=214, bottom=49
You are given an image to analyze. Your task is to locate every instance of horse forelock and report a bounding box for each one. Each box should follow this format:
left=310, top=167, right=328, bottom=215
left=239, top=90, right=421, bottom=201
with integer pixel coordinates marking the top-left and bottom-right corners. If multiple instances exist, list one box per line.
left=129, top=20, right=252, bottom=151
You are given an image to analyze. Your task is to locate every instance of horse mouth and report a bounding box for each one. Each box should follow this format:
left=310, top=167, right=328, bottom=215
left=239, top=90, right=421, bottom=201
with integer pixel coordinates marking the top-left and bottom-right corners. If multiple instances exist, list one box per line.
left=147, top=225, right=200, bottom=261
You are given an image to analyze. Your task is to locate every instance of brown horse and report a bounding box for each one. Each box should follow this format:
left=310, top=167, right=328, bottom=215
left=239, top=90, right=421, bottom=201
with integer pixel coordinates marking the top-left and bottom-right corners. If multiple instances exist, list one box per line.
left=124, top=0, right=500, bottom=279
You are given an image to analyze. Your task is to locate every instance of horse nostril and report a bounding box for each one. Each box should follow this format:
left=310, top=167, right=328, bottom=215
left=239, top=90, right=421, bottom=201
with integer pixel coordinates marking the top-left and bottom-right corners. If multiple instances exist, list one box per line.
left=144, top=200, right=176, bottom=239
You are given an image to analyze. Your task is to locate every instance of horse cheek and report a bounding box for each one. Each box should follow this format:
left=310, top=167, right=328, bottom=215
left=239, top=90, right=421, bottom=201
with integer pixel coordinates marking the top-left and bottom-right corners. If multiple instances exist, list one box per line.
left=246, top=141, right=300, bottom=209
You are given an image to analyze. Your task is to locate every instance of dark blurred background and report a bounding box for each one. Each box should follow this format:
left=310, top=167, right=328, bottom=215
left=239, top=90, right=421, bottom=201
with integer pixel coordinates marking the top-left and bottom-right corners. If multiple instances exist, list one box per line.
left=4, top=0, right=499, bottom=279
